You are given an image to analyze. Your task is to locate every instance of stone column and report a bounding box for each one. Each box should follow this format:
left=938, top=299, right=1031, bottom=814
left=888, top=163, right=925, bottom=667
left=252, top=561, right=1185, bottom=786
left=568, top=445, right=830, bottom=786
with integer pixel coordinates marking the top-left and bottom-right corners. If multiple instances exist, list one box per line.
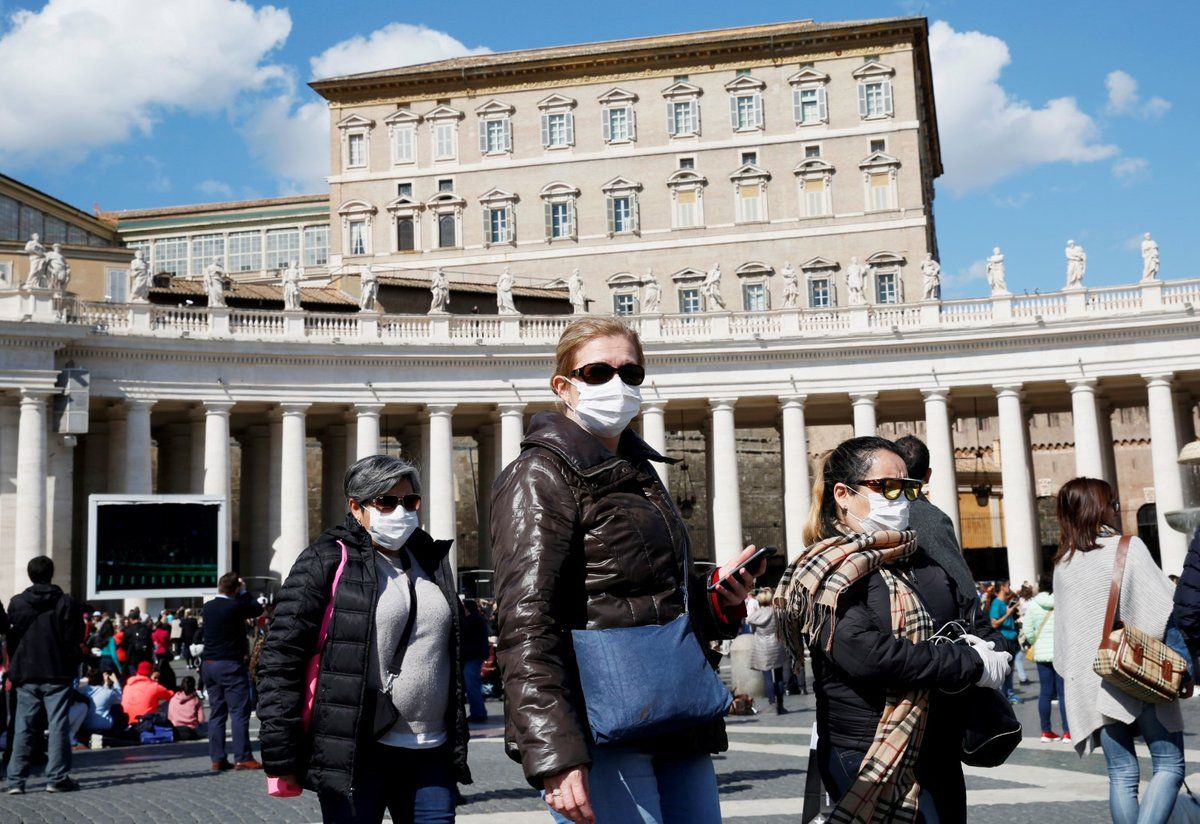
left=123, top=399, right=155, bottom=495
left=267, top=410, right=283, bottom=565
left=426, top=405, right=457, bottom=573
left=14, top=390, right=49, bottom=583
left=497, top=403, right=526, bottom=470
left=995, top=385, right=1040, bottom=586
left=922, top=388, right=961, bottom=537
left=274, top=404, right=310, bottom=578
left=1145, top=374, right=1188, bottom=573
left=189, top=408, right=206, bottom=494
left=420, top=420, right=433, bottom=532
left=780, top=395, right=811, bottom=562
left=1175, top=395, right=1198, bottom=507
left=708, top=398, right=742, bottom=567
left=161, top=423, right=191, bottom=493
left=641, top=401, right=669, bottom=489
left=45, top=433, right=75, bottom=594
left=475, top=424, right=497, bottom=570
left=1069, top=379, right=1105, bottom=480
left=203, top=401, right=234, bottom=555
left=851, top=392, right=878, bottom=437
left=1097, top=401, right=1117, bottom=488
left=0, top=401, right=21, bottom=598
left=355, top=403, right=383, bottom=460
left=322, top=424, right=349, bottom=527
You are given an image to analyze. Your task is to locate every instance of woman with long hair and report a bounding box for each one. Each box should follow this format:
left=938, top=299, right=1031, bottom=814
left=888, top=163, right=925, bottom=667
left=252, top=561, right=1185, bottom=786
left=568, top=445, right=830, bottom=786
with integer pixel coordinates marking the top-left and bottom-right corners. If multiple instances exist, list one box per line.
left=1053, top=477, right=1184, bottom=824
left=774, top=436, right=1012, bottom=823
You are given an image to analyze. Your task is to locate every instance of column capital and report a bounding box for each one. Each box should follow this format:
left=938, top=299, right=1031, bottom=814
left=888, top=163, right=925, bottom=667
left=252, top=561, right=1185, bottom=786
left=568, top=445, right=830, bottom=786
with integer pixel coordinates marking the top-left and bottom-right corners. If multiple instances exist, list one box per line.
left=1144, top=372, right=1175, bottom=388
left=203, top=400, right=235, bottom=415
left=850, top=391, right=878, bottom=405
left=279, top=402, right=310, bottom=416
left=354, top=402, right=385, bottom=415
left=641, top=400, right=669, bottom=414
left=1067, top=378, right=1098, bottom=392
left=123, top=397, right=157, bottom=412
left=993, top=383, right=1024, bottom=399
left=920, top=387, right=951, bottom=403
left=496, top=402, right=527, bottom=415
left=779, top=395, right=807, bottom=409
left=708, top=398, right=738, bottom=412
left=426, top=403, right=457, bottom=417
left=17, top=388, right=51, bottom=404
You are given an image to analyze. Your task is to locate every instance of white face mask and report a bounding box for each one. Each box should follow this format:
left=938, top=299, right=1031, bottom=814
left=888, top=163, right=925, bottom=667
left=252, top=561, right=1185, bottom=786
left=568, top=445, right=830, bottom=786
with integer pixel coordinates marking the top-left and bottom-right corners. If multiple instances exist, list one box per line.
left=568, top=376, right=642, bottom=439
left=365, top=505, right=420, bottom=550
left=847, top=488, right=910, bottom=533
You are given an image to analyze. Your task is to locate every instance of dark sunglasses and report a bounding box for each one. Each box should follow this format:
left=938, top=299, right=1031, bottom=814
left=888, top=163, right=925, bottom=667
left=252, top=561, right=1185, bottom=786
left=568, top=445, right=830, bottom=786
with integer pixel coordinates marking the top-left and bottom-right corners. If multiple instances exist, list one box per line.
left=363, top=494, right=422, bottom=513
left=849, top=477, right=922, bottom=501
left=569, top=362, right=646, bottom=386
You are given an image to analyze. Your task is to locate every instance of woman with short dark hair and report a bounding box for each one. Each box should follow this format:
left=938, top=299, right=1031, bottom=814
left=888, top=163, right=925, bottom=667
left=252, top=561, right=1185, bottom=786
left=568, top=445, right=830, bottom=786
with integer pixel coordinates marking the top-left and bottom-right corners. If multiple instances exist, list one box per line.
left=258, top=454, right=471, bottom=824
left=1053, top=477, right=1184, bottom=824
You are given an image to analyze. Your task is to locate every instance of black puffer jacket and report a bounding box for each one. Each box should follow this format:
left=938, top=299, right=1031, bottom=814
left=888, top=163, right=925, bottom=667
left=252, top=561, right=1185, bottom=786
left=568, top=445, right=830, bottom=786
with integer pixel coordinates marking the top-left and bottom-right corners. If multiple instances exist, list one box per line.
left=491, top=412, right=742, bottom=787
left=257, top=517, right=471, bottom=794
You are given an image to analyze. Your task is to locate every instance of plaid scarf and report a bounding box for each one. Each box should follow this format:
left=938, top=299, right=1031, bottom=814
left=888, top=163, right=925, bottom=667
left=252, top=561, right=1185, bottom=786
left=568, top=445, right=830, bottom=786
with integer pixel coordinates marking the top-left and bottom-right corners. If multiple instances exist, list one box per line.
left=773, top=528, right=934, bottom=824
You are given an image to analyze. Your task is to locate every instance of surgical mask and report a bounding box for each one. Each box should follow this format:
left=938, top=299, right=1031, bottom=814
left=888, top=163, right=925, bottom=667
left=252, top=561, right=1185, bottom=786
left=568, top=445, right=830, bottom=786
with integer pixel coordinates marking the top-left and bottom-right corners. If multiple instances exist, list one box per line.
left=568, top=376, right=642, bottom=439
left=848, top=488, right=910, bottom=533
left=366, top=506, right=420, bottom=550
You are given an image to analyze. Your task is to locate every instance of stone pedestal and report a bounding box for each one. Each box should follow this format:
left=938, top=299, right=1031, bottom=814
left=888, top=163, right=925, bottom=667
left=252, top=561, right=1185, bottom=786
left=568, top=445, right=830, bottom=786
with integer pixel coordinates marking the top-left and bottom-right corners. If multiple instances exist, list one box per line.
left=430, top=315, right=451, bottom=343
left=1066, top=288, right=1087, bottom=316
left=282, top=309, right=305, bottom=339
left=208, top=306, right=230, bottom=336
left=1141, top=279, right=1164, bottom=309
left=992, top=293, right=1013, bottom=321
left=849, top=304, right=869, bottom=332
left=638, top=313, right=661, bottom=341
left=130, top=303, right=152, bottom=332
left=500, top=315, right=521, bottom=343
left=358, top=309, right=380, bottom=339
left=919, top=299, right=941, bottom=327
left=710, top=311, right=732, bottom=339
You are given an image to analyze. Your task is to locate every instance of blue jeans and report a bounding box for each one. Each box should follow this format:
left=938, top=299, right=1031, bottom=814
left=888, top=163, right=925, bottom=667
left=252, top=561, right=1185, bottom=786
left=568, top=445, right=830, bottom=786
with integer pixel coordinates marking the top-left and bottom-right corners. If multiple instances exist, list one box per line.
left=1099, top=702, right=1184, bottom=824
left=203, top=659, right=253, bottom=763
left=318, top=743, right=455, bottom=824
left=550, top=747, right=721, bottom=824
left=6, top=682, right=73, bottom=787
left=1035, top=662, right=1069, bottom=734
left=463, top=659, right=486, bottom=720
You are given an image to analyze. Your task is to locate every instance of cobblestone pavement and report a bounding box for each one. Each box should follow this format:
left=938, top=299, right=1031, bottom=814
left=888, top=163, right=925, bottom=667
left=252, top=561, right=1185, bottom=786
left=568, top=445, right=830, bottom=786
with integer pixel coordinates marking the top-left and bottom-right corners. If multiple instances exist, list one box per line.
left=5, top=671, right=1200, bottom=823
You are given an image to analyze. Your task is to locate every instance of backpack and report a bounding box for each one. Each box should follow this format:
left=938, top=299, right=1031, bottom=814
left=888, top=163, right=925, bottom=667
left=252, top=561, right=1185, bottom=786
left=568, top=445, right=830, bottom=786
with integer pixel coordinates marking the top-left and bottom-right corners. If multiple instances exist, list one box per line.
left=125, top=623, right=152, bottom=656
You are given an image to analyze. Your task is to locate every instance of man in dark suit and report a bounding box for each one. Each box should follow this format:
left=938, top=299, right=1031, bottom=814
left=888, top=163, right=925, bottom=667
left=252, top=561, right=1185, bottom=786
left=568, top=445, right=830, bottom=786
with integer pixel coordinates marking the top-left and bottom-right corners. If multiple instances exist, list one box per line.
left=893, top=435, right=979, bottom=617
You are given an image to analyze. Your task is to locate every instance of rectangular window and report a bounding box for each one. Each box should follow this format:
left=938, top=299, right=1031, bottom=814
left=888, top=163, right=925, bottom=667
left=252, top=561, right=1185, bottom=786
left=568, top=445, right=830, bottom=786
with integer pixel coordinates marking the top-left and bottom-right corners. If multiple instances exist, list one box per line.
left=670, top=100, right=696, bottom=136
left=870, top=139, right=886, bottom=153
left=348, top=221, right=367, bottom=256
left=675, top=189, right=698, bottom=228
left=731, top=94, right=761, bottom=130
left=613, top=293, right=636, bottom=316
left=105, top=267, right=129, bottom=303
left=438, top=178, right=454, bottom=192
left=0, top=195, right=19, bottom=240
left=392, top=125, right=415, bottom=164
left=804, top=178, right=828, bottom=216
left=43, top=216, right=67, bottom=245
left=679, top=287, right=703, bottom=314
left=805, top=145, right=821, bottom=158
left=265, top=227, right=300, bottom=270
left=740, top=151, right=758, bottom=166
left=438, top=213, right=456, bottom=248
left=226, top=230, right=262, bottom=271
left=397, top=182, right=413, bottom=198
left=487, top=207, right=510, bottom=244
left=678, top=156, right=695, bottom=169
left=793, top=86, right=829, bottom=125
left=610, top=196, right=633, bottom=233
left=347, top=133, right=366, bottom=167
left=859, top=81, right=894, bottom=118
left=19, top=205, right=43, bottom=241
left=743, top=282, right=768, bottom=311
left=397, top=217, right=415, bottom=251
left=876, top=272, right=899, bottom=304
left=484, top=119, right=508, bottom=153
left=870, top=173, right=892, bottom=210
left=605, top=106, right=632, bottom=142
left=542, top=112, right=573, bottom=147
left=550, top=202, right=571, bottom=238
left=68, top=225, right=88, bottom=245
left=434, top=122, right=456, bottom=159
left=303, top=225, right=329, bottom=266
left=809, top=278, right=831, bottom=308
left=189, top=233, right=225, bottom=275
left=738, top=184, right=762, bottom=222
left=152, top=236, right=188, bottom=276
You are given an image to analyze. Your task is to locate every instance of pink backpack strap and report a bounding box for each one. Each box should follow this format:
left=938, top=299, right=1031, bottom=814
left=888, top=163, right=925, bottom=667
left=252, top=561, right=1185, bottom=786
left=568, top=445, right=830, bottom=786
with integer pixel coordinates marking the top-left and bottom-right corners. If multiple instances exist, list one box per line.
left=316, top=540, right=350, bottom=645
left=301, top=539, right=349, bottom=730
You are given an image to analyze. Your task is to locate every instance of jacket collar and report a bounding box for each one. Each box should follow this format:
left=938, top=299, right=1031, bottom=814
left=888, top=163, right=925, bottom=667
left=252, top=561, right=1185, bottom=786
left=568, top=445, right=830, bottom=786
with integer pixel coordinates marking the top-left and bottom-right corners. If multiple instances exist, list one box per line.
left=521, top=411, right=677, bottom=479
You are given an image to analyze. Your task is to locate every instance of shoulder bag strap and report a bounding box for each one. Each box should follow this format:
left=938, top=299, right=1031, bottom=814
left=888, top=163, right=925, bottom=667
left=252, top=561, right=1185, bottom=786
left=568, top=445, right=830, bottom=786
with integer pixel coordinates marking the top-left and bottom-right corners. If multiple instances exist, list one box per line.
left=382, top=552, right=419, bottom=692
left=1099, top=535, right=1132, bottom=651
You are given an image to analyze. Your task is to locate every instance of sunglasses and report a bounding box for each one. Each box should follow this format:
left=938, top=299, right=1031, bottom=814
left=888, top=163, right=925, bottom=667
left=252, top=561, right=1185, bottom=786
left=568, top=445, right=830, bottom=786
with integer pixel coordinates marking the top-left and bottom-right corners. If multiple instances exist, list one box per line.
left=849, top=477, right=923, bottom=501
left=364, top=494, right=422, bottom=513
left=569, top=362, right=646, bottom=387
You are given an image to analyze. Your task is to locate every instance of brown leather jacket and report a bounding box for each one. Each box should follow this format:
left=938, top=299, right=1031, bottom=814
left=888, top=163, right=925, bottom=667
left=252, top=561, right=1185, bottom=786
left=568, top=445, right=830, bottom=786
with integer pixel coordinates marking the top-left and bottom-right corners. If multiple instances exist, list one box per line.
left=491, top=411, right=742, bottom=787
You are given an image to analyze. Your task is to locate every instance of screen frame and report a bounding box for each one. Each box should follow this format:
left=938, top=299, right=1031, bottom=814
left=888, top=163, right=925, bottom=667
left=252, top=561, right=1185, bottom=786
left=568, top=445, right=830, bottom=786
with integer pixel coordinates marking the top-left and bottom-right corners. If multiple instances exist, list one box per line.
left=86, top=494, right=230, bottom=600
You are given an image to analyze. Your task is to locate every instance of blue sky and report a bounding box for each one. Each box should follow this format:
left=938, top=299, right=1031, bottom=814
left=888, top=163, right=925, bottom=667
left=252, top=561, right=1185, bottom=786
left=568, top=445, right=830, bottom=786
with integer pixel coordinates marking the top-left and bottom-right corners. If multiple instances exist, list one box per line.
left=1, top=0, right=1194, bottom=297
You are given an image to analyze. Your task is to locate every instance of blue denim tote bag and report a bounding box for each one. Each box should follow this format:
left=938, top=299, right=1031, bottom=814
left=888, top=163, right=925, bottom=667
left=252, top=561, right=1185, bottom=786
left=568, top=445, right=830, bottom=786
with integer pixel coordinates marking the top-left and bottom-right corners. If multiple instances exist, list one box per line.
left=571, top=545, right=733, bottom=745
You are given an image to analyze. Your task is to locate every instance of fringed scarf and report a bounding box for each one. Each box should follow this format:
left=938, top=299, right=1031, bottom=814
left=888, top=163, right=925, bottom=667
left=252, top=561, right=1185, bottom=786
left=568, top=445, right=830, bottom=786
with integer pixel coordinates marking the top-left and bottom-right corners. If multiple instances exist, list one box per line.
left=773, top=528, right=933, bottom=824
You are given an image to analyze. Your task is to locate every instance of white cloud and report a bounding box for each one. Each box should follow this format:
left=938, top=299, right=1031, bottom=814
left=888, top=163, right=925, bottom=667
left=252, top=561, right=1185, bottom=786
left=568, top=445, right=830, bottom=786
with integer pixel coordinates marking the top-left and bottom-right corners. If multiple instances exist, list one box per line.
left=197, top=179, right=235, bottom=199
left=1111, top=156, right=1149, bottom=184
left=244, top=23, right=490, bottom=192
left=143, top=155, right=171, bottom=193
left=0, top=0, right=291, bottom=166
left=1105, top=70, right=1171, bottom=118
left=942, top=259, right=988, bottom=297
left=929, top=21, right=1117, bottom=193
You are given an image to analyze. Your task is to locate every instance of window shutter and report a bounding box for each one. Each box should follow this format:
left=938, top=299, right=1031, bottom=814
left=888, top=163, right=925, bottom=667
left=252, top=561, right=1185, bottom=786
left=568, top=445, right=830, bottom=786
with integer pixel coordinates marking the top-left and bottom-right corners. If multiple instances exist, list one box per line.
left=504, top=118, right=513, bottom=152
left=483, top=208, right=492, bottom=243
left=565, top=112, right=575, bottom=146
left=628, top=107, right=637, bottom=141
left=857, top=83, right=868, bottom=117
left=631, top=194, right=640, bottom=232
left=544, top=202, right=553, bottom=239
left=754, top=93, right=763, bottom=128
left=817, top=87, right=828, bottom=122
left=883, top=81, right=894, bottom=115
left=479, top=122, right=489, bottom=153
left=602, top=109, right=611, bottom=142
left=666, top=102, right=676, bottom=136
left=792, top=88, right=802, bottom=124
left=540, top=113, right=550, bottom=147
left=606, top=197, right=616, bottom=233
left=729, top=95, right=739, bottom=129
left=693, top=100, right=700, bottom=136
left=505, top=206, right=514, bottom=242
left=568, top=200, right=577, bottom=237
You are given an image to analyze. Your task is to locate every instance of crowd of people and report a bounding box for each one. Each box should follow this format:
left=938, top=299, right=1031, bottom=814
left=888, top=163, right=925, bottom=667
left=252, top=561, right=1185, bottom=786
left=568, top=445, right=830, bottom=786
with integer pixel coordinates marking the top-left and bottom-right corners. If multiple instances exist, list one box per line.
left=4, top=316, right=1200, bottom=824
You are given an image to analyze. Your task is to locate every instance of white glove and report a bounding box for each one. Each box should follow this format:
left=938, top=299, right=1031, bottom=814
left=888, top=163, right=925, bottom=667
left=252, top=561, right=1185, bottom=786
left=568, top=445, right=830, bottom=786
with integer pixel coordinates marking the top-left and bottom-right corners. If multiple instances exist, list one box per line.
left=964, top=634, right=1012, bottom=690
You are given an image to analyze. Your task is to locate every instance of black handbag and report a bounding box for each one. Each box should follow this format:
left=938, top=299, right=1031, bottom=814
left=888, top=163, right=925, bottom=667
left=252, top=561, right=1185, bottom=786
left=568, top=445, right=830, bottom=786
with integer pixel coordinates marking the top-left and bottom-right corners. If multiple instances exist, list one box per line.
left=953, top=684, right=1022, bottom=767
left=370, top=553, right=419, bottom=740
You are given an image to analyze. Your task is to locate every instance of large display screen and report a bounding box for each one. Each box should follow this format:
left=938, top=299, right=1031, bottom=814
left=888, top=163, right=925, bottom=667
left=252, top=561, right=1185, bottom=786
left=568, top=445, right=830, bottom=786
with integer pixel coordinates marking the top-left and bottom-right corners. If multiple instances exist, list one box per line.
left=87, top=495, right=228, bottom=599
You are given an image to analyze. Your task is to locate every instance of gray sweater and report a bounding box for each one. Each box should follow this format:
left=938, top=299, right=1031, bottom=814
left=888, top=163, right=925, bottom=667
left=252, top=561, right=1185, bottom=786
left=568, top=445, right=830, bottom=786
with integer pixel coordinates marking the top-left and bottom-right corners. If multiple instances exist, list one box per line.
left=1053, top=533, right=1182, bottom=754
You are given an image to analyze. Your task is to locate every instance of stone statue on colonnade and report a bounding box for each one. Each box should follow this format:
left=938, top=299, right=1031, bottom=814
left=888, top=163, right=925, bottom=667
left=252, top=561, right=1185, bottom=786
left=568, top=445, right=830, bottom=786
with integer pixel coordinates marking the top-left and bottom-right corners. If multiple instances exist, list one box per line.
left=845, top=257, right=866, bottom=306
left=701, top=263, right=726, bottom=310
left=987, top=247, right=1009, bottom=295
left=1141, top=233, right=1160, bottom=282
left=46, top=244, right=70, bottom=295
left=642, top=270, right=661, bottom=313
left=359, top=264, right=378, bottom=311
left=203, top=256, right=227, bottom=308
left=496, top=267, right=518, bottom=314
left=129, top=249, right=151, bottom=303
left=282, top=260, right=303, bottom=311
left=781, top=262, right=801, bottom=309
left=1065, top=240, right=1086, bottom=289
left=23, top=233, right=49, bottom=289
left=920, top=253, right=941, bottom=301
left=568, top=268, right=587, bottom=314
left=429, top=268, right=449, bottom=314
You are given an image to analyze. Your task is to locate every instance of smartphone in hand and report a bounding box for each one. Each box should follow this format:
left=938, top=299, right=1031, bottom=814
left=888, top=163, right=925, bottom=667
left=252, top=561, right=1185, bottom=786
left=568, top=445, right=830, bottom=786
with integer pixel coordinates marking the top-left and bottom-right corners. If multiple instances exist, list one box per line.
left=706, top=546, right=778, bottom=592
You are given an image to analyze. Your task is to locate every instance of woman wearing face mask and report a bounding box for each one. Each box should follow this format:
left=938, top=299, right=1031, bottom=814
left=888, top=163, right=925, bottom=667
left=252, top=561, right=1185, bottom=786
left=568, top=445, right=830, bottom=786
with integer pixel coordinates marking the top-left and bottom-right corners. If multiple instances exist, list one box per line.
left=774, top=437, right=1012, bottom=823
left=257, top=455, right=471, bottom=824
left=491, top=317, right=766, bottom=824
